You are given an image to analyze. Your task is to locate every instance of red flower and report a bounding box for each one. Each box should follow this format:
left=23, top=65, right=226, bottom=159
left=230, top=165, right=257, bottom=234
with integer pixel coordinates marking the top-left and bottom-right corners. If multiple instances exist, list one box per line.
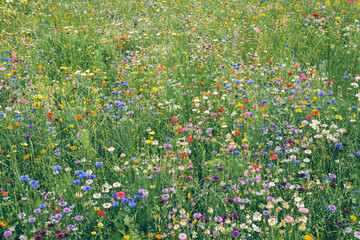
left=288, top=72, right=293, bottom=76
left=270, top=155, right=277, bottom=160
left=218, top=108, right=223, bottom=113
left=180, top=153, right=186, bottom=158
left=97, top=211, right=105, bottom=216
left=177, top=128, right=183, bottom=133
left=187, top=137, right=193, bottom=142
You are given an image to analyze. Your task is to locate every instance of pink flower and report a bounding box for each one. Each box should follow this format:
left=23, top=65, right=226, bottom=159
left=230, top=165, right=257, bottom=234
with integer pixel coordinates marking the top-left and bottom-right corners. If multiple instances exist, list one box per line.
left=179, top=233, right=187, bottom=240
left=116, top=192, right=126, bottom=199
left=171, top=117, right=178, bottom=122
left=299, top=208, right=309, bottom=213
left=244, top=112, right=251, bottom=117
left=284, top=216, right=294, bottom=223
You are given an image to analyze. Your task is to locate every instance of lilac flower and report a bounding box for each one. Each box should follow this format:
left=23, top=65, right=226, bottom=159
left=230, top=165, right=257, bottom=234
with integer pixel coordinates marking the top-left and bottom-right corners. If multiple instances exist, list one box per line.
left=328, top=205, right=337, bottom=211
left=74, top=215, right=83, bottom=221
left=4, top=231, right=12, bottom=237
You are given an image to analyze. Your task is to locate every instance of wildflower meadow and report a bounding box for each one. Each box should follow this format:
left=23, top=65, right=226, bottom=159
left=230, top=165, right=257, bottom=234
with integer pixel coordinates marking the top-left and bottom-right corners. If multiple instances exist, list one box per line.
left=1, top=0, right=360, bottom=239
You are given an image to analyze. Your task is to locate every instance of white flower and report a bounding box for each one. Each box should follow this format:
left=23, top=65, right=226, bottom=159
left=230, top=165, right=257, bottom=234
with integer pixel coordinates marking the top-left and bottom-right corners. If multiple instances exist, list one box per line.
left=108, top=147, right=115, bottom=152
left=103, top=203, right=112, bottom=208
left=268, top=218, right=278, bottom=226
left=252, top=212, right=262, bottom=221
left=113, top=182, right=121, bottom=187
left=93, top=193, right=101, bottom=199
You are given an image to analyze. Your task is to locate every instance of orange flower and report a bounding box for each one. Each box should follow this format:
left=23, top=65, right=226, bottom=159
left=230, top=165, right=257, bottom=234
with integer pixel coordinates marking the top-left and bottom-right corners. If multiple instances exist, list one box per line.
left=312, top=109, right=320, bottom=116
left=155, top=234, right=163, bottom=239
left=75, top=115, right=83, bottom=120
left=0, top=221, right=8, bottom=228
left=2, top=192, right=8, bottom=197
left=270, top=155, right=277, bottom=160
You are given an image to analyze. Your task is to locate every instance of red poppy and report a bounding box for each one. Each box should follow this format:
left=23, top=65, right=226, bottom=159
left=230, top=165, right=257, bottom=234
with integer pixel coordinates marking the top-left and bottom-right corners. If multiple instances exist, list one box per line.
left=218, top=108, right=223, bottom=113
left=187, top=137, right=193, bottom=142
left=313, top=13, right=320, bottom=18
left=177, top=128, right=183, bottom=133
left=47, top=112, right=53, bottom=117
left=234, top=131, right=241, bottom=135
left=270, top=155, right=277, bottom=160
left=180, top=153, right=186, bottom=158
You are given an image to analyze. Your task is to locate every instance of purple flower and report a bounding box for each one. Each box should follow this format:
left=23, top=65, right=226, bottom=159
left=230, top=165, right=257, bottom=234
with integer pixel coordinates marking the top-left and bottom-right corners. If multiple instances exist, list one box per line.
left=64, top=208, right=72, bottom=213
left=57, top=233, right=66, bottom=239
left=162, top=194, right=170, bottom=200
left=336, top=222, right=344, bottom=227
left=34, top=209, right=41, bottom=214
left=232, top=229, right=240, bottom=237
left=328, top=205, right=337, bottom=211
left=4, top=231, right=12, bottom=237
left=34, top=235, right=42, bottom=240
left=29, top=217, right=36, bottom=223
left=193, top=213, right=203, bottom=219
left=67, top=225, right=76, bottom=230
left=345, top=227, right=352, bottom=233
left=329, top=173, right=337, bottom=179
left=74, top=215, right=83, bottom=221
left=263, top=210, right=269, bottom=216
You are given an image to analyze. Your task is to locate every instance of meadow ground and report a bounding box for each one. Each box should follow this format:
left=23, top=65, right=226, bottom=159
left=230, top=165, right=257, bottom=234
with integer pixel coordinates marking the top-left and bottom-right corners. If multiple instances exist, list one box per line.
left=1, top=0, right=360, bottom=239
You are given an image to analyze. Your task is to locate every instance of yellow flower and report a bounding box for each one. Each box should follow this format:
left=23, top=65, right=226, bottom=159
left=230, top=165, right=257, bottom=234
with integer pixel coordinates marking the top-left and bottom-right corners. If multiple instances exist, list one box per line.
left=94, top=207, right=100, bottom=211
left=295, top=109, right=302, bottom=113
left=304, top=235, right=312, bottom=240
left=334, top=115, right=342, bottom=120
left=98, top=223, right=103, bottom=227
left=7, top=126, right=13, bottom=130
left=124, top=235, right=130, bottom=240
left=149, top=131, right=155, bottom=135
left=91, top=232, right=96, bottom=235
left=350, top=215, right=357, bottom=221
